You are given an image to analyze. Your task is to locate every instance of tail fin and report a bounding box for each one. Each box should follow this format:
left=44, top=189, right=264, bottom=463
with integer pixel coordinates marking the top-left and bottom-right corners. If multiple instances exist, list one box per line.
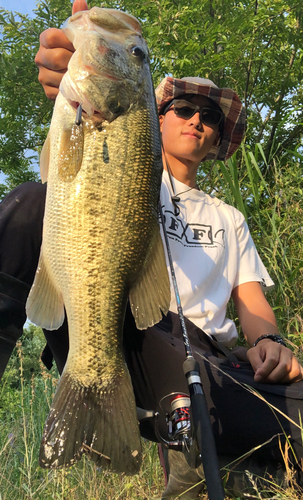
left=39, top=369, right=142, bottom=474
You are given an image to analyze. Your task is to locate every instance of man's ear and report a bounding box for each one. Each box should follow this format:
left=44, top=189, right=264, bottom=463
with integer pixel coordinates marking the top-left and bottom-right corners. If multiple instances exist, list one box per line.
left=159, top=114, right=164, bottom=132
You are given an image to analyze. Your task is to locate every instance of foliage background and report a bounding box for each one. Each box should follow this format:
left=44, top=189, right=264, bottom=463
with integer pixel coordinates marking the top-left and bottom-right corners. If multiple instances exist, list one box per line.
left=0, top=0, right=302, bottom=194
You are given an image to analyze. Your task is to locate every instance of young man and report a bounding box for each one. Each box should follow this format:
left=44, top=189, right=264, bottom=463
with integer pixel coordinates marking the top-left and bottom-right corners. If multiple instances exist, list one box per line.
left=0, top=1, right=301, bottom=498
left=34, top=0, right=303, bottom=385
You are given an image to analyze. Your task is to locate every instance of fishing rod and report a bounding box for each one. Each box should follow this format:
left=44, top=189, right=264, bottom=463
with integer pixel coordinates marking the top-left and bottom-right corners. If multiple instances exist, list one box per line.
left=156, top=202, right=225, bottom=500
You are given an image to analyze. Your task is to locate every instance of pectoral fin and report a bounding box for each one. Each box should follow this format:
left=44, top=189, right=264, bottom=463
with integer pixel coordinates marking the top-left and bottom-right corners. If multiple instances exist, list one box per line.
left=58, top=123, right=84, bottom=182
left=129, top=230, right=170, bottom=329
left=26, top=249, right=64, bottom=330
left=40, top=133, right=51, bottom=184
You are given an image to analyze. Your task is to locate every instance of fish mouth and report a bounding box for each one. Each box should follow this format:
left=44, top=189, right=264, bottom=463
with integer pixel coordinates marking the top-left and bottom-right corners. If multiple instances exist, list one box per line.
left=70, top=101, right=105, bottom=123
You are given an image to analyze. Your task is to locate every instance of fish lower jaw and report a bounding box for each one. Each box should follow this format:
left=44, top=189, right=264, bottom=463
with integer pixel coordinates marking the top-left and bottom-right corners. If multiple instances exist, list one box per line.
left=68, top=99, right=106, bottom=126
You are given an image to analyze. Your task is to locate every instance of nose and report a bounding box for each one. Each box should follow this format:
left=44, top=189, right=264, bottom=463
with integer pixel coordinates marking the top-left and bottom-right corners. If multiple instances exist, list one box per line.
left=189, top=111, right=203, bottom=129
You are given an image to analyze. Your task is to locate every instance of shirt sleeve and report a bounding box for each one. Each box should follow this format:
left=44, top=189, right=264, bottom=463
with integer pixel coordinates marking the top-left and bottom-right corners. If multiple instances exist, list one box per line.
left=232, top=209, right=274, bottom=291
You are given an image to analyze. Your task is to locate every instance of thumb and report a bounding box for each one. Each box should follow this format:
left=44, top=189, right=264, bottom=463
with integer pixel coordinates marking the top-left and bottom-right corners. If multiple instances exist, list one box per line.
left=247, top=347, right=264, bottom=378
left=72, top=0, right=89, bottom=15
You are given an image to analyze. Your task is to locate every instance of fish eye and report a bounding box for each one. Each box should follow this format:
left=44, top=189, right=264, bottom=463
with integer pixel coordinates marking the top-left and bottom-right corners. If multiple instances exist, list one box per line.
left=130, top=46, right=145, bottom=60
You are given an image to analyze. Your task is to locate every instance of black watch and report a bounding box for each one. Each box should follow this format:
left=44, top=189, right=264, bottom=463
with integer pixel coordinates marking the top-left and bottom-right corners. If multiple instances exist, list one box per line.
left=253, top=334, right=286, bottom=347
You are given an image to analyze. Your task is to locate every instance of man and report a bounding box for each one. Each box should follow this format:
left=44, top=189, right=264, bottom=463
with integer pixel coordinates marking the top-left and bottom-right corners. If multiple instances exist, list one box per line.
left=0, top=0, right=302, bottom=498
left=34, top=0, right=303, bottom=386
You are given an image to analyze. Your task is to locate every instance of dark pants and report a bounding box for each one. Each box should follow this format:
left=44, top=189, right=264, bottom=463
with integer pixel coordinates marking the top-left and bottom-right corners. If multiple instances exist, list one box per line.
left=1, top=181, right=303, bottom=468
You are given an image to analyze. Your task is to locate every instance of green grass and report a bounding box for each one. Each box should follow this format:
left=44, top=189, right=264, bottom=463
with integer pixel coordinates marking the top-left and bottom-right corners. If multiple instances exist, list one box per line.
left=0, top=346, right=164, bottom=499
left=204, top=144, right=303, bottom=347
left=0, top=338, right=302, bottom=500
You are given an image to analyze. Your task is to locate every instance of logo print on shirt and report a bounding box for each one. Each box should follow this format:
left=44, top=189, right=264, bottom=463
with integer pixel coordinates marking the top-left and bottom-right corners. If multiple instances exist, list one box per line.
left=161, top=209, right=225, bottom=248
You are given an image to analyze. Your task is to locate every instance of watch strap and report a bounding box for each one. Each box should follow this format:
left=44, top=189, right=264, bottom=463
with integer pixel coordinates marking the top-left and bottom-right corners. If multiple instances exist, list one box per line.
left=253, top=334, right=286, bottom=347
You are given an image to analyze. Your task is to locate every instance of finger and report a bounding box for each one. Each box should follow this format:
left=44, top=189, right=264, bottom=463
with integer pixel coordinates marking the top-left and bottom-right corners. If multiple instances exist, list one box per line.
left=39, top=28, right=74, bottom=52
left=39, top=84, right=60, bottom=101
left=258, top=356, right=292, bottom=383
left=72, top=0, right=89, bottom=15
left=263, top=362, right=303, bottom=384
left=35, top=45, right=74, bottom=72
left=246, top=346, right=266, bottom=375
left=38, top=67, right=66, bottom=94
left=254, top=358, right=280, bottom=382
left=247, top=342, right=281, bottom=382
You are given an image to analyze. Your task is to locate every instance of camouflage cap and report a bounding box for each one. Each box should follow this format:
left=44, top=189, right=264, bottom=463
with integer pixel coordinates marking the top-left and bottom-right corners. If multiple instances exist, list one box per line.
left=155, top=76, right=246, bottom=162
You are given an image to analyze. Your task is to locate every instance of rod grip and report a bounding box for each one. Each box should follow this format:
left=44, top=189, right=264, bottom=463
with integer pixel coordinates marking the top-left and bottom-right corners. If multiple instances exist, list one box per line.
left=190, top=390, right=225, bottom=499
left=184, top=358, right=225, bottom=500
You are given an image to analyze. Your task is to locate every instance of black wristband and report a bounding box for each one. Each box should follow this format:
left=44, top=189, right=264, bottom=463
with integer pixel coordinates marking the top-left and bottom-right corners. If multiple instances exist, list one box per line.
left=253, top=334, right=286, bottom=347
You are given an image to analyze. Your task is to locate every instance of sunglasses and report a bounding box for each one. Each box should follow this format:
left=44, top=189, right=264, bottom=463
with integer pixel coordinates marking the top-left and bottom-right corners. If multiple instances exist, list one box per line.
left=164, top=99, right=223, bottom=126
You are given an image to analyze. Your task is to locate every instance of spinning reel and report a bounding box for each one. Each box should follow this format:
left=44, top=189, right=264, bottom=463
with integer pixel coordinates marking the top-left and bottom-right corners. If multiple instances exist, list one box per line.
left=137, top=391, right=201, bottom=469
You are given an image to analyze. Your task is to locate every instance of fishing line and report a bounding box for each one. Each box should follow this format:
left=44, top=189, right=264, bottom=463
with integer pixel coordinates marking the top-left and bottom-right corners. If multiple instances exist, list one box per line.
left=162, top=146, right=219, bottom=216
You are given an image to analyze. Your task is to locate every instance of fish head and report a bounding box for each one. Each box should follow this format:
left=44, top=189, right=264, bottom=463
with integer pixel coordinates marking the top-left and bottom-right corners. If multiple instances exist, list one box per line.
left=60, top=7, right=152, bottom=124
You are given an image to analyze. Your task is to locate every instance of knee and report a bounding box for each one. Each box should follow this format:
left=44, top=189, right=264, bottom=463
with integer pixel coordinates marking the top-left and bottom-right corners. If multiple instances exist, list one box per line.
left=0, top=182, right=46, bottom=240
left=10, top=181, right=46, bottom=209
left=1, top=181, right=46, bottom=222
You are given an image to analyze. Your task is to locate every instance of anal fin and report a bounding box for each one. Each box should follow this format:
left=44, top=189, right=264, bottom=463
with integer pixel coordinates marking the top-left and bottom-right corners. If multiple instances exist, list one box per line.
left=129, top=230, right=170, bottom=329
left=26, top=249, right=64, bottom=330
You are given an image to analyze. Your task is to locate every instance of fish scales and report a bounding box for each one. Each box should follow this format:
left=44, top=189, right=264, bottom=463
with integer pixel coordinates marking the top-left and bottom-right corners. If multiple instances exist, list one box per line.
left=50, top=109, right=160, bottom=379
left=26, top=7, right=170, bottom=474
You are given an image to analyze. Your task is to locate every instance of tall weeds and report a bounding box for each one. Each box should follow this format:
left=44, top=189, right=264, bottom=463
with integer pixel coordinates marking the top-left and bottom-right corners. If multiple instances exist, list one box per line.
left=0, top=338, right=164, bottom=499
left=206, top=143, right=303, bottom=350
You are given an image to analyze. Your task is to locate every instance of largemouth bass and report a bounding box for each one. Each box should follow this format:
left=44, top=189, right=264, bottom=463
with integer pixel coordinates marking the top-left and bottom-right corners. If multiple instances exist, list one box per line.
left=26, top=7, right=170, bottom=474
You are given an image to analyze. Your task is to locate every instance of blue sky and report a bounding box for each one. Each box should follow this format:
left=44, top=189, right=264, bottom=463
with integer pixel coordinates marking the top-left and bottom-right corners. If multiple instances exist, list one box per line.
left=0, top=0, right=37, bottom=17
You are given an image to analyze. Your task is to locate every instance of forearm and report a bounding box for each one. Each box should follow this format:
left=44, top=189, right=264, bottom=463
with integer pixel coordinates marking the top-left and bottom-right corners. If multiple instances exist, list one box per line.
left=232, top=281, right=279, bottom=345
left=232, top=282, right=279, bottom=346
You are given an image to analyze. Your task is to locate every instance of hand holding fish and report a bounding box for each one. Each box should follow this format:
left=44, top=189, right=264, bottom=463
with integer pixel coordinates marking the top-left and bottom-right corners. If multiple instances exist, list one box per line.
left=35, top=0, right=88, bottom=99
